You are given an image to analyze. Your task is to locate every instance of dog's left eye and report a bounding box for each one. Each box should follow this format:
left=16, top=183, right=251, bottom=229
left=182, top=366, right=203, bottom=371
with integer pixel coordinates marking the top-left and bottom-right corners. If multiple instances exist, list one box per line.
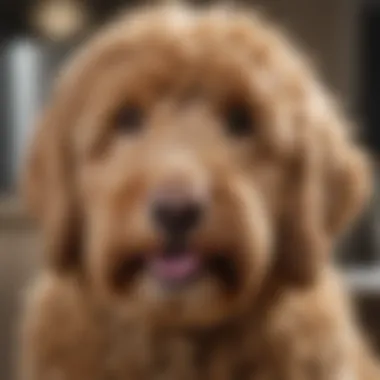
left=114, top=105, right=144, bottom=134
left=224, top=103, right=253, bottom=137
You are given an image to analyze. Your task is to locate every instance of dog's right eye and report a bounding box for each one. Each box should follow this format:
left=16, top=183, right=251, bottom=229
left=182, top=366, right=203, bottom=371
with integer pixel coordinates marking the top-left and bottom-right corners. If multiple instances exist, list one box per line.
left=113, top=105, right=144, bottom=134
left=224, top=103, right=253, bottom=137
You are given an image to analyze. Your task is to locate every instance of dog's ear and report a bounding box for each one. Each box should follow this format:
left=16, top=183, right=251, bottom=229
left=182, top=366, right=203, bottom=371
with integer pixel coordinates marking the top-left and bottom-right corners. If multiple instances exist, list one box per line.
left=22, top=26, right=131, bottom=271
left=22, top=74, right=84, bottom=271
left=276, top=94, right=372, bottom=286
left=322, top=124, right=371, bottom=237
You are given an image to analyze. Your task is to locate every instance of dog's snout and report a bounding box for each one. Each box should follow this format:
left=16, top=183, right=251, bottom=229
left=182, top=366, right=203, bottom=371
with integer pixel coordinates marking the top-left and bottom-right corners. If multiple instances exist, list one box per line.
left=152, top=187, right=205, bottom=237
left=148, top=149, right=210, bottom=237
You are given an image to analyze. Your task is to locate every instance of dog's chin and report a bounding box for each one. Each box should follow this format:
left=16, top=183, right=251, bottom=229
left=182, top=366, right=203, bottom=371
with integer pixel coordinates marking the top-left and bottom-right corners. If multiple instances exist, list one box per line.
left=107, top=245, right=248, bottom=326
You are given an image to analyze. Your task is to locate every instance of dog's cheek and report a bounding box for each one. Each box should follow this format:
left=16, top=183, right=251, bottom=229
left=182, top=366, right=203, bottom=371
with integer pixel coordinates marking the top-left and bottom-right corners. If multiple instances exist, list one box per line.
left=82, top=179, right=154, bottom=301
left=225, top=175, right=274, bottom=296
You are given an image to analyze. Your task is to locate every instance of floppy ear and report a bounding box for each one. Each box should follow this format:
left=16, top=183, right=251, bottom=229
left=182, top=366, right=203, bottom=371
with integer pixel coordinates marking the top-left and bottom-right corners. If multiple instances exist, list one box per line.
left=276, top=98, right=372, bottom=286
left=22, top=22, right=136, bottom=271
left=322, top=124, right=371, bottom=237
left=22, top=77, right=84, bottom=271
left=22, top=20, right=126, bottom=270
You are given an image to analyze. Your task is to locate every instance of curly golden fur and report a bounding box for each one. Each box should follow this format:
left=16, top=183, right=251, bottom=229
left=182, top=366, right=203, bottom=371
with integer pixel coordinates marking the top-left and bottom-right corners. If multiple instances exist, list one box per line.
left=19, top=4, right=379, bottom=380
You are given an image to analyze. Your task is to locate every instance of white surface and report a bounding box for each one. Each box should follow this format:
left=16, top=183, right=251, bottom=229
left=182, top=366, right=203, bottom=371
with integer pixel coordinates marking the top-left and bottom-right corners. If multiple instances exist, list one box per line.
left=345, top=266, right=380, bottom=294
left=7, top=39, right=44, bottom=185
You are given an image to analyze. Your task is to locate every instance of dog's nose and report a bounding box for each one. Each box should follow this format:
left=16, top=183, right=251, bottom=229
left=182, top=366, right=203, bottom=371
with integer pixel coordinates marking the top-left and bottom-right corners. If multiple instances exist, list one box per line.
left=152, top=189, right=204, bottom=237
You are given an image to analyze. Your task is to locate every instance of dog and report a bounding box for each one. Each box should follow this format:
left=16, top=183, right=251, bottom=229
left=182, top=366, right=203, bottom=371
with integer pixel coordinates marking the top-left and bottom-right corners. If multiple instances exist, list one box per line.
left=18, top=4, right=380, bottom=379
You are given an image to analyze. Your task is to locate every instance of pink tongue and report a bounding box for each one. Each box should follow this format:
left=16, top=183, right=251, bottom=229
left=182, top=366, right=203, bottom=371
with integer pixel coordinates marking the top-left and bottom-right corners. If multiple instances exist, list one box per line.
left=151, top=253, right=200, bottom=282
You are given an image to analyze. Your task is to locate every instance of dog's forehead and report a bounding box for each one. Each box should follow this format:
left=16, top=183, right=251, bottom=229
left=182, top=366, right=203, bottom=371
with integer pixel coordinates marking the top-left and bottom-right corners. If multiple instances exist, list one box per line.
left=59, top=6, right=296, bottom=83
left=53, top=4, right=319, bottom=131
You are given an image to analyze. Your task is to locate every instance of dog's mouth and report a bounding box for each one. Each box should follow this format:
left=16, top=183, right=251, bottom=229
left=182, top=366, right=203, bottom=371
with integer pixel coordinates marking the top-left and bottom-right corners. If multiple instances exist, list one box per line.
left=149, top=249, right=202, bottom=286
left=111, top=241, right=241, bottom=293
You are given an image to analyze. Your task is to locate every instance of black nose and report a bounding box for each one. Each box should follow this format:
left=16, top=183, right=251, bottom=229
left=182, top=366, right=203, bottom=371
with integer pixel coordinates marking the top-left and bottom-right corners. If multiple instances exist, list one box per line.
left=152, top=198, right=204, bottom=237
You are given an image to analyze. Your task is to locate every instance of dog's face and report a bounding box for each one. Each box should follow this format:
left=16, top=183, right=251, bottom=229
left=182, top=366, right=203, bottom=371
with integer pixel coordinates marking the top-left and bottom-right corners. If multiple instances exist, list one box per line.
left=24, top=6, right=370, bottom=326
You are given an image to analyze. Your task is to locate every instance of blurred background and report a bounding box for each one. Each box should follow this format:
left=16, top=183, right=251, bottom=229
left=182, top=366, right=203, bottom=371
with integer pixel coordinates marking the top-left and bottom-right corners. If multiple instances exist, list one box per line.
left=1, top=0, right=380, bottom=378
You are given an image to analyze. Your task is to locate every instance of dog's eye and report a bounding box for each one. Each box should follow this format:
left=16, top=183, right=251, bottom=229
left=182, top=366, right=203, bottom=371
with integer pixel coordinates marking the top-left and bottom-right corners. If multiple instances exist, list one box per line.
left=224, top=104, right=253, bottom=137
left=114, top=105, right=144, bottom=134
